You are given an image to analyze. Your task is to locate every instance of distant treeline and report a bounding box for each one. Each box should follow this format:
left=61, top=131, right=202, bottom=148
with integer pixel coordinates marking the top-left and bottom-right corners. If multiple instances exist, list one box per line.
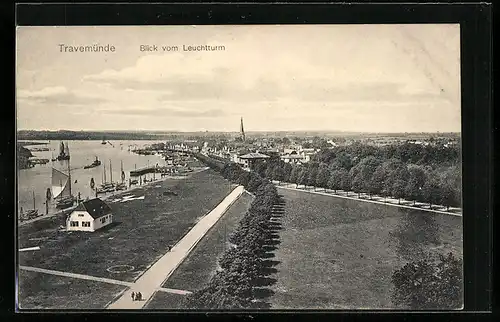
left=17, top=130, right=460, bottom=142
left=18, top=130, right=237, bottom=141
left=254, top=142, right=461, bottom=209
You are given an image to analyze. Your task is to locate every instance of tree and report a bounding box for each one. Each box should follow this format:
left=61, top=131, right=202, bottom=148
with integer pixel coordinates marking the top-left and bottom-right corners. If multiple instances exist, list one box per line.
left=264, top=164, right=275, bottom=179
left=328, top=169, right=345, bottom=193
left=315, top=165, right=330, bottom=190
left=272, top=165, right=285, bottom=184
left=349, top=156, right=382, bottom=198
left=282, top=163, right=293, bottom=182
left=238, top=171, right=251, bottom=187
left=405, top=165, right=428, bottom=205
left=329, top=152, right=353, bottom=171
left=370, top=165, right=387, bottom=197
left=351, top=173, right=364, bottom=198
left=307, top=165, right=319, bottom=190
left=439, top=181, right=456, bottom=211
left=392, top=179, right=407, bottom=204
left=254, top=161, right=268, bottom=178
left=288, top=165, right=300, bottom=186
left=298, top=168, right=309, bottom=188
left=247, top=174, right=263, bottom=193
left=422, top=178, right=442, bottom=209
left=438, top=165, right=461, bottom=210
left=340, top=169, right=351, bottom=196
left=392, top=252, right=463, bottom=309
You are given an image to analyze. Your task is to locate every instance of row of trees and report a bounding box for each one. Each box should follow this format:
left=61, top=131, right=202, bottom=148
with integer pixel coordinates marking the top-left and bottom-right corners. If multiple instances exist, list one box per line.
left=184, top=154, right=280, bottom=309
left=253, top=152, right=461, bottom=210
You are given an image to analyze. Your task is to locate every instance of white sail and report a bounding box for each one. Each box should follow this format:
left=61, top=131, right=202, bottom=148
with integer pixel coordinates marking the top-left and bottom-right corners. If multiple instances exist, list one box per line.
left=64, top=143, right=70, bottom=156
left=52, top=168, right=70, bottom=199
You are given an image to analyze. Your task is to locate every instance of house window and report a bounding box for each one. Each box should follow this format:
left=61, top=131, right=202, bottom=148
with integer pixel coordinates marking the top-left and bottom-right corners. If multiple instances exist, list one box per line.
left=101, top=217, right=107, bottom=224
left=82, top=221, right=90, bottom=227
left=70, top=221, right=79, bottom=227
left=78, top=214, right=84, bottom=217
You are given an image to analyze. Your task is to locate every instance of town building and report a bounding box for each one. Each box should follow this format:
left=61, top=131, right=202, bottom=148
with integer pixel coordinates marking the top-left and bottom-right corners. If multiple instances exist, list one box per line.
left=280, top=153, right=311, bottom=164
left=238, top=152, right=270, bottom=170
left=66, top=198, right=113, bottom=232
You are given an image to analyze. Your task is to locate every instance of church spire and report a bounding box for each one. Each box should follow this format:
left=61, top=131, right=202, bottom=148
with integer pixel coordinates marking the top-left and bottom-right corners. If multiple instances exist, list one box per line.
left=240, top=117, right=246, bottom=142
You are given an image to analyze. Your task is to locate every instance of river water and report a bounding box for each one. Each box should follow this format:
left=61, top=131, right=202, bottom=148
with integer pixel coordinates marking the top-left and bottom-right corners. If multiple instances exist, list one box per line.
left=17, top=140, right=166, bottom=214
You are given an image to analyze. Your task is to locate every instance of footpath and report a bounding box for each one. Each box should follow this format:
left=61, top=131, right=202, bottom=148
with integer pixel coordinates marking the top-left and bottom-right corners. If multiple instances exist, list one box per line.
left=106, top=185, right=245, bottom=309
left=273, top=181, right=462, bottom=217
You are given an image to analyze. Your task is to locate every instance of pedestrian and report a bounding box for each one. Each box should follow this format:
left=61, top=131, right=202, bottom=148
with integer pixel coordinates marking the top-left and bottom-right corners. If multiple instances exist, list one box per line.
left=137, top=292, right=142, bottom=301
left=131, top=291, right=135, bottom=301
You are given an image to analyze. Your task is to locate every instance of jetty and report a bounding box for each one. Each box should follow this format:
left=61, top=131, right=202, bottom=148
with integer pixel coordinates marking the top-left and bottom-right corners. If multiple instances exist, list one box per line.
left=130, top=165, right=158, bottom=176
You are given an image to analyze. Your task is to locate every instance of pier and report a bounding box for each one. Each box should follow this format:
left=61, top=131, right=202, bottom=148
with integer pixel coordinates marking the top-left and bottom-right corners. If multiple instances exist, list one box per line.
left=129, top=165, right=158, bottom=176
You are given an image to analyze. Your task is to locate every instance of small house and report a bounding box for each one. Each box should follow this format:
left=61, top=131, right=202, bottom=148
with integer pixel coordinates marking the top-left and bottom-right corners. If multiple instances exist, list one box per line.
left=66, top=198, right=113, bottom=232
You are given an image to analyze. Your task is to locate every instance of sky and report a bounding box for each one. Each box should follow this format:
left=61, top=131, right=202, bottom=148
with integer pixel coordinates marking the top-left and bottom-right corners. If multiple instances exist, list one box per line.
left=16, top=24, right=461, bottom=132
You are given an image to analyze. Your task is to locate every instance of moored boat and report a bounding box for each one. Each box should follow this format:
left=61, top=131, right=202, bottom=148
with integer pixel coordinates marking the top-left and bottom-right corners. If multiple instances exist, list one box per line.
left=97, top=162, right=115, bottom=193
left=56, top=196, right=75, bottom=209
left=115, top=182, right=127, bottom=191
left=53, top=142, right=70, bottom=161
left=52, top=156, right=75, bottom=209
left=84, top=156, right=102, bottom=169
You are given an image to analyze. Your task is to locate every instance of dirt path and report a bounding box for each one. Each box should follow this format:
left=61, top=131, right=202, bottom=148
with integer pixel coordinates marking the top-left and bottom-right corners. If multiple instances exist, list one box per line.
left=275, top=184, right=462, bottom=217
left=19, top=265, right=191, bottom=295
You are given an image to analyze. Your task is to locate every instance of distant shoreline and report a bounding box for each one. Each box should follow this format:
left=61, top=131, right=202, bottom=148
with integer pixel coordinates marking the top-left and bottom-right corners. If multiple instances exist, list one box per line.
left=17, top=130, right=461, bottom=141
left=17, top=141, right=49, bottom=146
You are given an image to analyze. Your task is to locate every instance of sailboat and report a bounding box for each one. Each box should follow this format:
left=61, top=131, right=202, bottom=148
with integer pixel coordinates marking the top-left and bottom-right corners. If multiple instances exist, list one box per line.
left=97, top=161, right=115, bottom=193
left=53, top=141, right=70, bottom=161
left=20, top=191, right=39, bottom=220
left=52, top=159, right=75, bottom=209
left=115, top=160, right=127, bottom=191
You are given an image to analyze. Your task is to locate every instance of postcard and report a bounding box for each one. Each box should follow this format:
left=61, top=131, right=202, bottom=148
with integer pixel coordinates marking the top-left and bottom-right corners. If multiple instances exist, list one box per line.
left=16, top=24, right=463, bottom=310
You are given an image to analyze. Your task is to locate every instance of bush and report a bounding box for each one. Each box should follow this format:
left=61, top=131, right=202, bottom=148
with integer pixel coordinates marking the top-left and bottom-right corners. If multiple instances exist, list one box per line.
left=391, top=252, right=463, bottom=309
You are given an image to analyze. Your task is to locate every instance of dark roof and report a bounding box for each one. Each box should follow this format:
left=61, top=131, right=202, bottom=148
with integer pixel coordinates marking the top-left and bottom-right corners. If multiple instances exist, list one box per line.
left=281, top=154, right=304, bottom=159
left=74, top=198, right=112, bottom=219
left=239, top=152, right=270, bottom=159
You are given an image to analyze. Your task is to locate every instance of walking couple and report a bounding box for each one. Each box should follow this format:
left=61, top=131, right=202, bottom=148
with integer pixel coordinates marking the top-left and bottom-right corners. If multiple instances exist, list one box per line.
left=131, top=291, right=142, bottom=301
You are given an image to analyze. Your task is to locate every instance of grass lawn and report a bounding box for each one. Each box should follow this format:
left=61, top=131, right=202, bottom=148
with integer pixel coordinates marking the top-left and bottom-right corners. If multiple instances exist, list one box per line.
left=144, top=192, right=254, bottom=309
left=270, top=187, right=463, bottom=310
left=18, top=170, right=233, bottom=287
left=18, top=270, right=126, bottom=310
left=145, top=291, right=187, bottom=310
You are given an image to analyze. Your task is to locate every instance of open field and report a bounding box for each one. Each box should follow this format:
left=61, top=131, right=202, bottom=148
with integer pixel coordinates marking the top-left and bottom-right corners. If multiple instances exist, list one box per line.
left=18, top=270, right=126, bottom=310
left=270, top=188, right=463, bottom=310
left=145, top=291, right=187, bottom=310
left=18, top=170, right=233, bottom=295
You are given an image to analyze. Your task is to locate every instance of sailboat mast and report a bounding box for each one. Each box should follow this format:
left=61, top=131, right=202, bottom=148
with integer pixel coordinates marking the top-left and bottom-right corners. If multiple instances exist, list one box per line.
left=67, top=156, right=72, bottom=196
left=121, top=160, right=124, bottom=183
left=104, top=163, right=107, bottom=183
left=33, top=191, right=35, bottom=210
left=110, top=160, right=113, bottom=183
